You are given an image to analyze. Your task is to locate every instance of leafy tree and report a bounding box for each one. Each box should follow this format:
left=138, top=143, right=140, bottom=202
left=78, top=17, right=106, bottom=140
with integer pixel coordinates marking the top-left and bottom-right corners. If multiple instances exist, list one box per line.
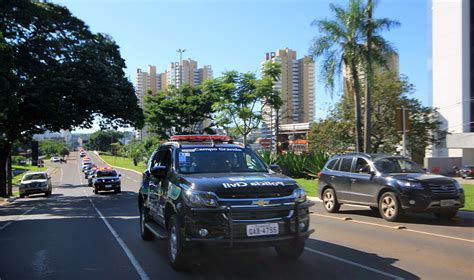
left=144, top=85, right=217, bottom=138
left=310, top=0, right=399, bottom=152
left=204, top=62, right=282, bottom=145
left=308, top=72, right=443, bottom=162
left=0, top=1, right=143, bottom=196
left=86, top=130, right=124, bottom=152
left=39, top=139, right=69, bottom=157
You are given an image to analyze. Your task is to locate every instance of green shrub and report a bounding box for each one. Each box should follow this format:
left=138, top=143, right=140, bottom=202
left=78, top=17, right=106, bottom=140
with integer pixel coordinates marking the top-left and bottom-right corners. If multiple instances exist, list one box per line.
left=304, top=150, right=330, bottom=178
left=258, top=150, right=278, bottom=165
left=12, top=155, right=28, bottom=165
left=277, top=151, right=308, bottom=178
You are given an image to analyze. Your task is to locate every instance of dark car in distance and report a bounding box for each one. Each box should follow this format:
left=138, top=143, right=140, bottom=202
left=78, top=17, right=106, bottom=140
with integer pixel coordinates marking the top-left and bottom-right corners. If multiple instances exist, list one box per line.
left=91, top=168, right=121, bottom=194
left=317, top=153, right=465, bottom=222
left=138, top=135, right=314, bottom=271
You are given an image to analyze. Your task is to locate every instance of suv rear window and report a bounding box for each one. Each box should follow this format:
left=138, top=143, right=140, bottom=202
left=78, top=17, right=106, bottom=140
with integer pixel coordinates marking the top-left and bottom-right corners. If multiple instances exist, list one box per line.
left=339, top=157, right=353, bottom=172
left=326, top=158, right=339, bottom=170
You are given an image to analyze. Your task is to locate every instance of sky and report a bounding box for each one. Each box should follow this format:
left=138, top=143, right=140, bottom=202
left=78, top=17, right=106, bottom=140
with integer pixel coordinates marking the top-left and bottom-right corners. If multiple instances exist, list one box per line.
left=53, top=0, right=432, bottom=133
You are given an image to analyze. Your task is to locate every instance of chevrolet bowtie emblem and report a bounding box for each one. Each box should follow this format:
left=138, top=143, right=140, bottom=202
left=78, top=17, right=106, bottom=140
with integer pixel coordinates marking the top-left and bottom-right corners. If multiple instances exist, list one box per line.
left=253, top=200, right=269, bottom=206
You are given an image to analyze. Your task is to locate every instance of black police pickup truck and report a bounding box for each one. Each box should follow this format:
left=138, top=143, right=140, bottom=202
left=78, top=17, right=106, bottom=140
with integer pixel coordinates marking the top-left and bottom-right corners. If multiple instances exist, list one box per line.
left=138, top=135, right=314, bottom=270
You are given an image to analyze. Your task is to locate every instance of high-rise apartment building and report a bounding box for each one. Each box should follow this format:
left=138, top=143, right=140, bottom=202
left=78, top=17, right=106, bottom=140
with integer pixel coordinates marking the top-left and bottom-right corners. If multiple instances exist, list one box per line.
left=135, top=59, right=213, bottom=139
left=425, top=0, right=473, bottom=172
left=262, top=48, right=315, bottom=126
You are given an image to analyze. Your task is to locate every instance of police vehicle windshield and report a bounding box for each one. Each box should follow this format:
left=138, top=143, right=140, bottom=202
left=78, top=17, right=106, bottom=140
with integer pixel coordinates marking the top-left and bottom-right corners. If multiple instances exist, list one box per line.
left=177, top=147, right=267, bottom=174
left=96, top=170, right=117, bottom=177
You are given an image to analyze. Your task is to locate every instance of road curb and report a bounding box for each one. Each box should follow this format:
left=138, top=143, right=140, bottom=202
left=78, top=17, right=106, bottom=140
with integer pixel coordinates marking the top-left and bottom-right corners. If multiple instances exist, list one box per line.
left=93, top=151, right=142, bottom=175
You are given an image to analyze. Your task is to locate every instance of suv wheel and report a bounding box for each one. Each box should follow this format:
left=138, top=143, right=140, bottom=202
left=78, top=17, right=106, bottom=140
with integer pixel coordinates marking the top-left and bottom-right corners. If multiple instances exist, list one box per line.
left=19, top=194, right=25, bottom=198
left=93, top=188, right=98, bottom=194
left=275, top=239, right=305, bottom=260
left=322, top=188, right=340, bottom=213
left=379, top=192, right=403, bottom=222
left=168, top=214, right=189, bottom=271
left=140, top=205, right=154, bottom=241
left=434, top=209, right=458, bottom=219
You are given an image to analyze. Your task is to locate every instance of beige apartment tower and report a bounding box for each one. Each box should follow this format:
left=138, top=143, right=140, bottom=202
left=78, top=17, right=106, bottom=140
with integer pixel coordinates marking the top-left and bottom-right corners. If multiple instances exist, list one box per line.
left=262, top=48, right=315, bottom=125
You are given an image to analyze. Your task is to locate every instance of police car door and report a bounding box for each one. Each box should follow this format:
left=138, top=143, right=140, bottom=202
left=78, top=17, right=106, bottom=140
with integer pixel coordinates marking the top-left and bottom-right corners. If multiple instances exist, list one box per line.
left=156, top=148, right=172, bottom=226
left=148, top=149, right=166, bottom=223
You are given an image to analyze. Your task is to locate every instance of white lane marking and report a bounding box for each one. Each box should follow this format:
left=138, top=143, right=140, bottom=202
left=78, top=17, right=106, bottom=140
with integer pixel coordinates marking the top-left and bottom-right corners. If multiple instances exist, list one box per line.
left=88, top=198, right=149, bottom=280
left=311, top=213, right=474, bottom=243
left=78, top=164, right=149, bottom=280
left=0, top=207, right=35, bottom=231
left=60, top=167, right=63, bottom=183
left=304, top=247, right=404, bottom=280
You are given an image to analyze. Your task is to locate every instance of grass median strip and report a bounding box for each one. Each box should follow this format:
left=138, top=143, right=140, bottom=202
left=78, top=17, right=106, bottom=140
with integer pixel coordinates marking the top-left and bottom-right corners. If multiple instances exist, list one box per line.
left=98, top=154, right=146, bottom=174
left=461, top=184, right=473, bottom=211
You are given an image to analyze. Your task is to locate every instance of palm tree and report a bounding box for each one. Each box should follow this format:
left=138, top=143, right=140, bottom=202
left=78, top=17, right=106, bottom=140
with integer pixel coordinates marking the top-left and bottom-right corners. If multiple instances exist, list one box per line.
left=310, top=0, right=399, bottom=152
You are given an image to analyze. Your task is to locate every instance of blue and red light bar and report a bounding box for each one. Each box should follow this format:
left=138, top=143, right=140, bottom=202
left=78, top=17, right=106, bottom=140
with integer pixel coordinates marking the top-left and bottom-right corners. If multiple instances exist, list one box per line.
left=169, top=135, right=232, bottom=142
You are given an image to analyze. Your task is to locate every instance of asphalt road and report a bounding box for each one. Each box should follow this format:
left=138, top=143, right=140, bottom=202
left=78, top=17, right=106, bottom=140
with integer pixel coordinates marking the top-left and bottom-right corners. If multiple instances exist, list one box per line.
left=1, top=151, right=473, bottom=280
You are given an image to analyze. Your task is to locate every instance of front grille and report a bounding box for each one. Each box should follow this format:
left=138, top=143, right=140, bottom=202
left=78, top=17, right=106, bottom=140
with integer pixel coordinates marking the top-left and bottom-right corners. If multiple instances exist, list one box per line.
left=226, top=210, right=291, bottom=221
left=216, top=190, right=293, bottom=199
left=429, top=184, right=457, bottom=194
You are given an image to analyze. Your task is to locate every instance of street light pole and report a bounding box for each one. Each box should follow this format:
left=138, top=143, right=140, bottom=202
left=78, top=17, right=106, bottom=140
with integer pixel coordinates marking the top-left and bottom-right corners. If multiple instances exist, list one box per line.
left=176, top=49, right=186, bottom=88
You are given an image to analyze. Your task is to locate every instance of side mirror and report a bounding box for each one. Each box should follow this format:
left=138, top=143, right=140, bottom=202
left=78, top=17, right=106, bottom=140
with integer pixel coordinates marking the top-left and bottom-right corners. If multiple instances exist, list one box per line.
left=359, top=166, right=372, bottom=174
left=151, top=166, right=167, bottom=178
left=118, top=174, right=122, bottom=177
left=17, top=179, right=22, bottom=183
left=269, top=164, right=282, bottom=173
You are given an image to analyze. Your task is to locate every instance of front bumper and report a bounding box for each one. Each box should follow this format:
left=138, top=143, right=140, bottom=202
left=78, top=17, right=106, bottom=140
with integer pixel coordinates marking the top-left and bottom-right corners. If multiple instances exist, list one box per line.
left=183, top=201, right=314, bottom=247
left=94, top=182, right=120, bottom=191
left=399, top=190, right=465, bottom=212
left=20, top=186, right=49, bottom=195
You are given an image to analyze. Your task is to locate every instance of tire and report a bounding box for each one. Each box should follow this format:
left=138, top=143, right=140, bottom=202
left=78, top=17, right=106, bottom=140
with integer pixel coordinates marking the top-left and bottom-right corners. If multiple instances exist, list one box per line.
left=19, top=194, right=25, bottom=198
left=115, top=188, right=121, bottom=193
left=322, top=188, right=340, bottom=213
left=140, top=205, right=154, bottom=241
left=93, top=188, right=99, bottom=194
left=168, top=215, right=189, bottom=271
left=45, top=191, right=51, bottom=197
left=434, top=209, right=458, bottom=219
left=275, top=239, right=305, bottom=261
left=378, top=192, right=403, bottom=222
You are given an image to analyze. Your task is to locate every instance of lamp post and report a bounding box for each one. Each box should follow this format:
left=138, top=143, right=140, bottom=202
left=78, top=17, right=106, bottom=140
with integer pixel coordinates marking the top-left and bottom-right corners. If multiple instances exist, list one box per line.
left=176, top=49, right=186, bottom=88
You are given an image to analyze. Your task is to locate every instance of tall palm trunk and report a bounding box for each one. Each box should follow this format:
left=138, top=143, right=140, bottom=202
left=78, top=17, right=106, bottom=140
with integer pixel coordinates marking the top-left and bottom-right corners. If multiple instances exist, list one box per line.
left=350, top=62, right=363, bottom=152
left=364, top=0, right=373, bottom=153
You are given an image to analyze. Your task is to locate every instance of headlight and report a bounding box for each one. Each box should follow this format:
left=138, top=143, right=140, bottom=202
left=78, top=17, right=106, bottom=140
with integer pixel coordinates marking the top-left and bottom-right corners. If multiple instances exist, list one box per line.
left=183, top=190, right=218, bottom=207
left=293, top=188, right=307, bottom=203
left=42, top=182, right=48, bottom=186
left=453, top=180, right=463, bottom=191
left=396, top=180, right=423, bottom=190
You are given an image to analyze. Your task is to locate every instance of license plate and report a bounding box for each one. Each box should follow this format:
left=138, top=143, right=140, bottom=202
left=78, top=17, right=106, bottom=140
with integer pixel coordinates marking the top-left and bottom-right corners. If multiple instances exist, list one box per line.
left=246, top=223, right=279, bottom=237
left=105, top=184, right=112, bottom=188
left=440, top=199, right=456, bottom=207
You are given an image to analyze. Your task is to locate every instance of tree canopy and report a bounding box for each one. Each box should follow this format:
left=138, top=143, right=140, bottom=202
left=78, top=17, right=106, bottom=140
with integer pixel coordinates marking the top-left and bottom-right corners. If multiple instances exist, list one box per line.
left=0, top=1, right=143, bottom=196
left=203, top=61, right=282, bottom=145
left=310, top=0, right=399, bottom=152
left=144, top=84, right=218, bottom=138
left=86, top=130, right=124, bottom=152
left=308, top=72, right=443, bottom=162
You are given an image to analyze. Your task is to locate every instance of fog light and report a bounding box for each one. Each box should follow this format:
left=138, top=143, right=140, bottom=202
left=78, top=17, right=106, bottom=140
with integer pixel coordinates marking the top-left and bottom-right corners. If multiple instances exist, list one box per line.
left=409, top=200, right=416, bottom=205
left=199, top=228, right=208, bottom=237
left=299, top=222, right=306, bottom=231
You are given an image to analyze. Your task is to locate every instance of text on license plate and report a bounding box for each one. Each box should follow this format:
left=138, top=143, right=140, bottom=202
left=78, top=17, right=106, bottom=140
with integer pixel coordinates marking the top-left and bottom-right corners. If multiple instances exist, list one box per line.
left=440, top=199, right=456, bottom=207
left=105, top=184, right=112, bottom=188
left=246, top=223, right=279, bottom=237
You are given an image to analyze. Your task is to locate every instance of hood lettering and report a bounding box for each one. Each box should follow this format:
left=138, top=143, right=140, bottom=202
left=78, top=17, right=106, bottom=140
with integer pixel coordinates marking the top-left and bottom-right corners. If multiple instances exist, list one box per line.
left=222, top=181, right=285, bottom=188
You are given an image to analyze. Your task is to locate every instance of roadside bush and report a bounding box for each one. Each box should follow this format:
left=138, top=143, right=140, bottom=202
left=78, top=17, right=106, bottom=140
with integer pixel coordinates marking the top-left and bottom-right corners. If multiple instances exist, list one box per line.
left=12, top=156, right=28, bottom=165
left=304, top=150, right=330, bottom=178
left=258, top=150, right=278, bottom=165
left=265, top=150, right=330, bottom=179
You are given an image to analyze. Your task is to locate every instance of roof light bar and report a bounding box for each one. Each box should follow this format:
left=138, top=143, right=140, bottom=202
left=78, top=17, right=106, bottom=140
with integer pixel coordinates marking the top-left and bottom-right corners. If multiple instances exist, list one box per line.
left=169, top=135, right=232, bottom=142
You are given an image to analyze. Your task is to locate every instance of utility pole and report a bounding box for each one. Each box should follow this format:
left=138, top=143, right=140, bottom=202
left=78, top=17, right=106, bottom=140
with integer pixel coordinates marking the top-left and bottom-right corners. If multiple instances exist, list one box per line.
left=364, top=0, right=373, bottom=153
left=176, top=49, right=186, bottom=88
